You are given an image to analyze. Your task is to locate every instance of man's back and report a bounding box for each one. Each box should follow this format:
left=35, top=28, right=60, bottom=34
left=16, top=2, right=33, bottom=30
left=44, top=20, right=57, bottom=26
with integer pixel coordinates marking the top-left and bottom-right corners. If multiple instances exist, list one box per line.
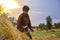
left=17, top=13, right=30, bottom=31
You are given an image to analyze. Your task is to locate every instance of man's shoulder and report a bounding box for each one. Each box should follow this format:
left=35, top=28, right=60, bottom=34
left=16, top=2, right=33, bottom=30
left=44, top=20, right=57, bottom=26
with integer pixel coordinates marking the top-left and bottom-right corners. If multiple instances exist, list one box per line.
left=19, top=13, right=29, bottom=17
left=19, top=13, right=23, bottom=16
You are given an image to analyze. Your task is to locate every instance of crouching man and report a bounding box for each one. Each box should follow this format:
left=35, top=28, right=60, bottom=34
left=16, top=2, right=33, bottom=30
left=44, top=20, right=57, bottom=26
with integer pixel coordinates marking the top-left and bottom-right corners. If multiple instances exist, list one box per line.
left=17, top=5, right=33, bottom=40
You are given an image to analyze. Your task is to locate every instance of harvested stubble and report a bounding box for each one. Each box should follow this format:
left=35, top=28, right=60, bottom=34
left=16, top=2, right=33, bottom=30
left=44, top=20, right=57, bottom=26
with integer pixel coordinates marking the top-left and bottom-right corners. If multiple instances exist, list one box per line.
left=32, top=34, right=60, bottom=40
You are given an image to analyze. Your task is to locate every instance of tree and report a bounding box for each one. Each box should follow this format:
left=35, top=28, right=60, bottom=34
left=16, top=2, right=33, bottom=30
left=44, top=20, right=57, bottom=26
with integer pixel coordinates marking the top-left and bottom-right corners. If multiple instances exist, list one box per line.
left=54, top=23, right=60, bottom=28
left=39, top=23, right=45, bottom=30
left=46, top=16, right=52, bottom=29
left=9, top=17, right=17, bottom=26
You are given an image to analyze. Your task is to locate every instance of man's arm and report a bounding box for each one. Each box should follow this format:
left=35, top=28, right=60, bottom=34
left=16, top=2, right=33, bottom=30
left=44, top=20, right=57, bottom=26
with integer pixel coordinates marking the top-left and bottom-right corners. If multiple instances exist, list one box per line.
left=28, top=17, right=33, bottom=31
left=17, top=14, right=23, bottom=28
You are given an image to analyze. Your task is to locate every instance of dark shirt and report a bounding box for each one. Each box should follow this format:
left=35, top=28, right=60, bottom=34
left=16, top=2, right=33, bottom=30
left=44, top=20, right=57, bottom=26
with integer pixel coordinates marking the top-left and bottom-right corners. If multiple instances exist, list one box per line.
left=17, top=13, right=32, bottom=32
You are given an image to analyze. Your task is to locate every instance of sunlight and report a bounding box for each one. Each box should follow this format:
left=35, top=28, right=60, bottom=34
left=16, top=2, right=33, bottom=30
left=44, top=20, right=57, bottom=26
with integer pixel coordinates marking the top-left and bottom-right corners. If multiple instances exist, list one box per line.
left=0, top=0, right=20, bottom=13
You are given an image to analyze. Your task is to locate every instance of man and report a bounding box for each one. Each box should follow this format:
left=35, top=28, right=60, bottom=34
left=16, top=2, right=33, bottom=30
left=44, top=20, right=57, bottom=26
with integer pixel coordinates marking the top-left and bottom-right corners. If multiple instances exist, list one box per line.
left=17, top=5, right=33, bottom=40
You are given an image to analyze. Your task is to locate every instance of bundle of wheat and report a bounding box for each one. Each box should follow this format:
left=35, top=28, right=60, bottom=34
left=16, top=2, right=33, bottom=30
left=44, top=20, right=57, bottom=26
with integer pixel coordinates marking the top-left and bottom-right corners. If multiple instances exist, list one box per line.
left=0, top=14, right=30, bottom=40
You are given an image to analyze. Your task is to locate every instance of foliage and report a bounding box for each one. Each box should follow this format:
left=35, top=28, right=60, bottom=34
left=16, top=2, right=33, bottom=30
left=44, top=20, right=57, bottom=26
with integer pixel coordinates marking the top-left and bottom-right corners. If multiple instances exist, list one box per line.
left=46, top=16, right=52, bottom=29
left=54, top=23, right=60, bottom=28
left=39, top=23, right=46, bottom=30
left=9, top=17, right=17, bottom=26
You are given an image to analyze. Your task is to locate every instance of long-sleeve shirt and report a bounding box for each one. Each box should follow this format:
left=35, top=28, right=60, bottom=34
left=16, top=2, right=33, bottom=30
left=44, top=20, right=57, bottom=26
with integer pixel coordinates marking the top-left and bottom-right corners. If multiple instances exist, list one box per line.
left=17, top=13, right=32, bottom=32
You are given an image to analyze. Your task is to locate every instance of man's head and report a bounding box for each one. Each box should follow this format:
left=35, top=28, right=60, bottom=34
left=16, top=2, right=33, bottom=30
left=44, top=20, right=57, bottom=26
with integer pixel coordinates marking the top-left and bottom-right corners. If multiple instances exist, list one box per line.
left=23, top=5, right=30, bottom=12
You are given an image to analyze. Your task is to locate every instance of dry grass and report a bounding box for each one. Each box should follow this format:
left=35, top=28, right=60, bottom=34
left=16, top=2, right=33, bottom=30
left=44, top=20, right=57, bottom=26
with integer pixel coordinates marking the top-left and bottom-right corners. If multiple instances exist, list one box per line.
left=33, top=34, right=60, bottom=40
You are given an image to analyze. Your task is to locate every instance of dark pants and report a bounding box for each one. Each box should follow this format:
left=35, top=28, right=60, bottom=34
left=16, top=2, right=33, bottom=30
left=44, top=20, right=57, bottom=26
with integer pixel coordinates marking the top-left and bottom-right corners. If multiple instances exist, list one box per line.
left=24, top=27, right=32, bottom=39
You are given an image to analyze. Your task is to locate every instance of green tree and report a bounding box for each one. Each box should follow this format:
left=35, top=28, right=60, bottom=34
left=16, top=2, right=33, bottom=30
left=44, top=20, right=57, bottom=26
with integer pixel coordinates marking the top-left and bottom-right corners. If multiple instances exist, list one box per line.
left=54, top=23, right=60, bottom=28
left=39, top=23, right=45, bottom=30
left=46, top=16, right=52, bottom=29
left=9, top=17, right=17, bottom=26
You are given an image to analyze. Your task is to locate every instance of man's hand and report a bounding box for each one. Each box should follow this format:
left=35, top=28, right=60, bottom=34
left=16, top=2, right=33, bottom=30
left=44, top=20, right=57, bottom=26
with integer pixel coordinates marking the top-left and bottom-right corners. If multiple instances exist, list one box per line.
left=31, top=29, right=34, bottom=32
